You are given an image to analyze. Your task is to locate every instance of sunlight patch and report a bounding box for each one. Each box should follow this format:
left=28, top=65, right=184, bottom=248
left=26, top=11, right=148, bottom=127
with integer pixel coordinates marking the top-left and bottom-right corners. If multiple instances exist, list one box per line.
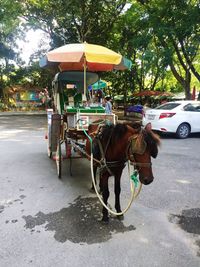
left=0, top=129, right=25, bottom=139
left=176, top=179, right=191, bottom=184
left=139, top=237, right=149, bottom=243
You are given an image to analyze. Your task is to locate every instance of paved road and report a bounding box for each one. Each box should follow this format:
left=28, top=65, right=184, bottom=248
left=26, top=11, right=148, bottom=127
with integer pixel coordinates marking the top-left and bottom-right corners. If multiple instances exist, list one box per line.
left=0, top=114, right=200, bottom=267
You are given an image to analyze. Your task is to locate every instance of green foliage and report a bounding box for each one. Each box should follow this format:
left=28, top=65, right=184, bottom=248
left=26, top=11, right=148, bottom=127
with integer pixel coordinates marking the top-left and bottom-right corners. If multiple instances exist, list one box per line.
left=134, top=0, right=200, bottom=98
left=23, top=0, right=128, bottom=46
left=0, top=0, right=199, bottom=104
left=20, top=0, right=132, bottom=99
left=0, top=0, right=25, bottom=97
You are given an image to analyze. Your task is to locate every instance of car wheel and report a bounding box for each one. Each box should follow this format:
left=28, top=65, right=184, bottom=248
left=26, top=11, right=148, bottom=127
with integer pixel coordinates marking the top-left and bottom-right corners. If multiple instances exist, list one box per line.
left=176, top=123, right=190, bottom=139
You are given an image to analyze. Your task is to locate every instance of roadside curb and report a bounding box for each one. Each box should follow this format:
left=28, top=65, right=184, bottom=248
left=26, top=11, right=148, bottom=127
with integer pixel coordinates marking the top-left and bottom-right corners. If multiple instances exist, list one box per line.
left=0, top=111, right=141, bottom=124
left=0, top=111, right=47, bottom=116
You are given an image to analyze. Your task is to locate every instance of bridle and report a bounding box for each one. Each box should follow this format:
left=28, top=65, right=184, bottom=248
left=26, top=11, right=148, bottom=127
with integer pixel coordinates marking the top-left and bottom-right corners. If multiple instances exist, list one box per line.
left=127, top=132, right=152, bottom=169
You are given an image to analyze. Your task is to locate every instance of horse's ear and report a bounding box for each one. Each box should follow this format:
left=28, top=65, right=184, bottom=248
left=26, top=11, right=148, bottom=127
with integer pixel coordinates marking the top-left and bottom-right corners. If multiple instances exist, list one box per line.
left=145, top=122, right=161, bottom=147
left=145, top=122, right=152, bottom=132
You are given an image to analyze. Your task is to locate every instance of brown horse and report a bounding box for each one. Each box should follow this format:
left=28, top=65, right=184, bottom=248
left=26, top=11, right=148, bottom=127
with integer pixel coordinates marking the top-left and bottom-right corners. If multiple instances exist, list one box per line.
left=86, top=122, right=160, bottom=222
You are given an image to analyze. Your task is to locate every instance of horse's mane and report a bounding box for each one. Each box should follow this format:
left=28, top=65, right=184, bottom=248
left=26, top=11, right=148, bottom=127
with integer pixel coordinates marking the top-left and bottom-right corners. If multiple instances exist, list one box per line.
left=100, top=123, right=128, bottom=146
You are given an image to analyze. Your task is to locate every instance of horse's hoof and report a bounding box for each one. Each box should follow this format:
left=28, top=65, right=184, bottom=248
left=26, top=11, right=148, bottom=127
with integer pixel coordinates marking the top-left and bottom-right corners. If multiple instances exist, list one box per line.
left=89, top=187, right=95, bottom=193
left=98, top=190, right=102, bottom=195
left=102, top=217, right=109, bottom=223
left=116, top=214, right=124, bottom=221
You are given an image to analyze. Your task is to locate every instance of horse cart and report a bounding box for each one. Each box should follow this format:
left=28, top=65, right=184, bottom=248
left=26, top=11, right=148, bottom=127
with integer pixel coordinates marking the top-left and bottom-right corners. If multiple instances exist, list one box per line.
left=46, top=70, right=117, bottom=178
left=40, top=43, right=159, bottom=221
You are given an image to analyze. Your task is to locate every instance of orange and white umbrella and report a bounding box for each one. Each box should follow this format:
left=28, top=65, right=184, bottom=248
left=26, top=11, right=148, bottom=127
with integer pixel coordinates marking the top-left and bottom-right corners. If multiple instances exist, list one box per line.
left=40, top=42, right=132, bottom=98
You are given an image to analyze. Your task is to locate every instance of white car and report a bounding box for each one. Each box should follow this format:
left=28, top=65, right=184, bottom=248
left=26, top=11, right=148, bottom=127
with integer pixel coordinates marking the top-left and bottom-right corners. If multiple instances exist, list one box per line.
left=143, top=100, right=200, bottom=138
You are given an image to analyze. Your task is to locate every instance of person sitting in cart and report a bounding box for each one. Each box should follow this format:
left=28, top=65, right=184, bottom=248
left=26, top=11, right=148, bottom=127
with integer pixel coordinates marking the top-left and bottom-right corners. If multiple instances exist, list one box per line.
left=97, top=89, right=103, bottom=104
left=103, top=96, right=112, bottom=114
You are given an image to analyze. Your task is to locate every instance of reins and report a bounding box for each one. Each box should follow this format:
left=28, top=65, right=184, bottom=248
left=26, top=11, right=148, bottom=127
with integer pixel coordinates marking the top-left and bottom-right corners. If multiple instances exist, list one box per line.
left=90, top=152, right=139, bottom=216
left=96, top=129, right=114, bottom=175
left=77, top=120, right=151, bottom=217
left=87, top=126, right=148, bottom=217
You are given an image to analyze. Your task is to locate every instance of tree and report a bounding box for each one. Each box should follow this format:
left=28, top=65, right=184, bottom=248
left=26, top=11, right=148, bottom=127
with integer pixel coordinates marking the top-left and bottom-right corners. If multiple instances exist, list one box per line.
left=23, top=0, right=128, bottom=47
left=103, top=1, right=170, bottom=107
left=0, top=0, right=24, bottom=97
left=135, top=0, right=200, bottom=99
left=21, top=0, right=132, bottom=99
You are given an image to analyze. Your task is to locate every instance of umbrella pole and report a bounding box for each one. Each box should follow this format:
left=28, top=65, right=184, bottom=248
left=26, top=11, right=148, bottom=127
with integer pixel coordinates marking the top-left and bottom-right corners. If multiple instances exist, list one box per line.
left=83, top=56, right=87, bottom=101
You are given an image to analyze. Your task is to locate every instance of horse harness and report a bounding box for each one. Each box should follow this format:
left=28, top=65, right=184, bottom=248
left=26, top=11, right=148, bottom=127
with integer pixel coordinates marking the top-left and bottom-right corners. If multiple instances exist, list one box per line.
left=92, top=128, right=152, bottom=176
left=92, top=127, right=125, bottom=175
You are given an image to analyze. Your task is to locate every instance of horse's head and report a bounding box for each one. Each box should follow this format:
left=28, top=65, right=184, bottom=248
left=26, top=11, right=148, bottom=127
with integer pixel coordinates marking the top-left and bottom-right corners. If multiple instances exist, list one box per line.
left=128, top=123, right=160, bottom=185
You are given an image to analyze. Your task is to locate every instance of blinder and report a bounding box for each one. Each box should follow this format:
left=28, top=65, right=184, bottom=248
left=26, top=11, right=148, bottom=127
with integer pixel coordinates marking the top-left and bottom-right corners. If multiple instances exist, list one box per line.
left=129, top=134, right=147, bottom=155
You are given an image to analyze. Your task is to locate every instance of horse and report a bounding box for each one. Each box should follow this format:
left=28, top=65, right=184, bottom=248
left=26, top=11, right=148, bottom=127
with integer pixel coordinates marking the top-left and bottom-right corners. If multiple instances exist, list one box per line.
left=85, top=122, right=160, bottom=222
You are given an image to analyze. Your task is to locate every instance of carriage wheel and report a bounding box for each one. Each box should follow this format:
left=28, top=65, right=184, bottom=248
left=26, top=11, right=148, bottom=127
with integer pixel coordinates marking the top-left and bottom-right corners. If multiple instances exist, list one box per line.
left=56, top=140, right=62, bottom=179
left=46, top=132, right=52, bottom=158
left=47, top=147, right=52, bottom=158
left=47, top=138, right=52, bottom=158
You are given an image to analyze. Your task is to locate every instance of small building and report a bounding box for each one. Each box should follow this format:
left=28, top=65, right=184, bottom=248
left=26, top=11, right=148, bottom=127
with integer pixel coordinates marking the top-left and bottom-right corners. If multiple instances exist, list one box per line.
left=3, top=84, right=43, bottom=110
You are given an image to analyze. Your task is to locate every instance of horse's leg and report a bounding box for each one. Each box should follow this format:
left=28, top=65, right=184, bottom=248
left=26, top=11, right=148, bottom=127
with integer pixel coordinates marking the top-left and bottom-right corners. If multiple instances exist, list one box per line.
left=114, top=168, right=124, bottom=220
left=101, top=174, right=110, bottom=222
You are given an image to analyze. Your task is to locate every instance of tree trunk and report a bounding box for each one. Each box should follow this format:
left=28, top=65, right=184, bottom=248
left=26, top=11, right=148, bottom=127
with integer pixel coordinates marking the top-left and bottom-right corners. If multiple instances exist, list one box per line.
left=170, top=63, right=191, bottom=100
left=184, top=70, right=191, bottom=100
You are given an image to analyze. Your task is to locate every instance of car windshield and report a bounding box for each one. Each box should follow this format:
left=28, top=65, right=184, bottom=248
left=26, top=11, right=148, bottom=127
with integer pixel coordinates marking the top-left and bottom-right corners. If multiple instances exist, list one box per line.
left=155, top=103, right=180, bottom=110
